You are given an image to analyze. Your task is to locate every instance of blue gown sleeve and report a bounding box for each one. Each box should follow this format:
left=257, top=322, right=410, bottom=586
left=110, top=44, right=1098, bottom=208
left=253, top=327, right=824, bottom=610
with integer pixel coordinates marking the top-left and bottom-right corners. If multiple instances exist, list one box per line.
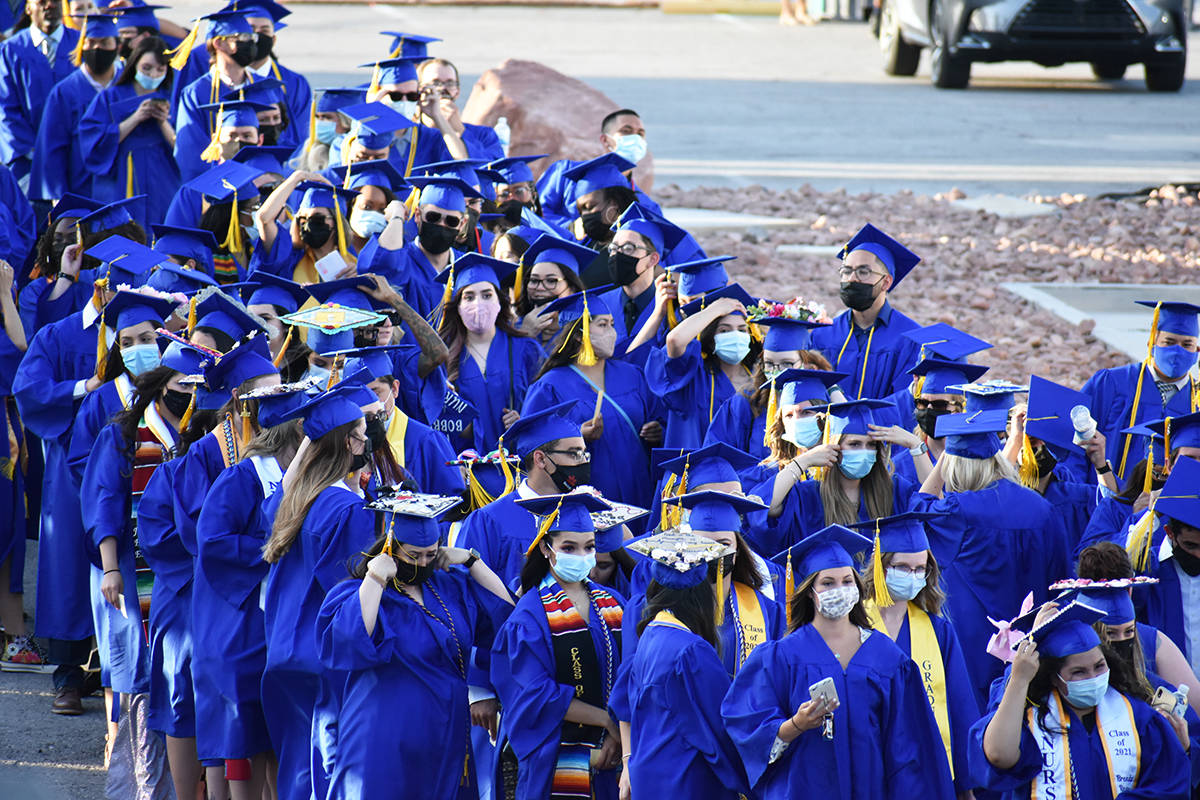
left=66, top=385, right=115, bottom=485
left=885, top=658, right=956, bottom=799
left=29, top=82, right=72, bottom=201
left=195, top=461, right=270, bottom=608
left=80, top=423, right=132, bottom=563
left=671, top=639, right=752, bottom=795
left=644, top=339, right=704, bottom=414
left=12, top=322, right=85, bottom=439
left=720, top=640, right=791, bottom=788
left=0, top=162, right=34, bottom=264
left=317, top=578, right=396, bottom=671
left=0, top=46, right=35, bottom=164
left=78, top=88, right=122, bottom=176
left=313, top=501, right=375, bottom=593
left=966, top=707, right=1044, bottom=792
left=519, top=375, right=564, bottom=417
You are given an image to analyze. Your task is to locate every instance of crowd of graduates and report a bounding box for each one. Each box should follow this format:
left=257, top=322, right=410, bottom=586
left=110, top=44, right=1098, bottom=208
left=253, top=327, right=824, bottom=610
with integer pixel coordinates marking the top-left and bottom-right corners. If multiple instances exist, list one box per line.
left=1, top=1, right=1200, bottom=799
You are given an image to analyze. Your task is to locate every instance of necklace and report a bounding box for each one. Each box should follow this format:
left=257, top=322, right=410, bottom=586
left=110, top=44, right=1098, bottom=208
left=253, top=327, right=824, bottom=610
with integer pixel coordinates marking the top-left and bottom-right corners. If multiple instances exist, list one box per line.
left=401, top=584, right=466, bottom=679
left=586, top=589, right=616, bottom=695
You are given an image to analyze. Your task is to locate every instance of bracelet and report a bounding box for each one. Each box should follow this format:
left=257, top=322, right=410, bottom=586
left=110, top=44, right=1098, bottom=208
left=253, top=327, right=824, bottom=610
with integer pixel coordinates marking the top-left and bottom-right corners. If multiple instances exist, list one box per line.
left=103, top=568, right=119, bottom=575
left=621, top=754, right=632, bottom=761
left=58, top=272, right=77, bottom=284
left=908, top=442, right=928, bottom=457
left=786, top=716, right=803, bottom=736
left=1096, top=462, right=1112, bottom=476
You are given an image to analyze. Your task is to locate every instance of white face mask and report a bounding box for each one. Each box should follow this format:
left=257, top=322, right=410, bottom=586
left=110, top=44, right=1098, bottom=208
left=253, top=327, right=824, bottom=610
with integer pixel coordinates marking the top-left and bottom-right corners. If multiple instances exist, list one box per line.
left=385, top=97, right=418, bottom=121
left=350, top=207, right=388, bottom=238
left=815, top=585, right=860, bottom=619
left=611, top=133, right=647, bottom=165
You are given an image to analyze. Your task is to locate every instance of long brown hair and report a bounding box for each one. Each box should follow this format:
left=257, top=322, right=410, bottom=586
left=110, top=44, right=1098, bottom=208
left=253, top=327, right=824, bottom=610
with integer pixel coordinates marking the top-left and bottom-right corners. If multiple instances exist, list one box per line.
left=1026, top=645, right=1151, bottom=732
left=818, top=439, right=895, bottom=527
left=638, top=580, right=720, bottom=652
left=699, top=315, right=762, bottom=384
left=263, top=418, right=358, bottom=563
left=514, top=261, right=583, bottom=317
left=860, top=551, right=947, bottom=616
left=113, top=365, right=178, bottom=452
left=436, top=281, right=525, bottom=383
left=115, top=35, right=174, bottom=91
left=788, top=569, right=871, bottom=632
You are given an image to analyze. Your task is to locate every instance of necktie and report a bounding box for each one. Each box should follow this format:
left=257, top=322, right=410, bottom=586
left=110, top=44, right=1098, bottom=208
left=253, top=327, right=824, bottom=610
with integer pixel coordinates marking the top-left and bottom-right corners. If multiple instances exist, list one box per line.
left=42, top=37, right=55, bottom=62
left=1156, top=380, right=1179, bottom=405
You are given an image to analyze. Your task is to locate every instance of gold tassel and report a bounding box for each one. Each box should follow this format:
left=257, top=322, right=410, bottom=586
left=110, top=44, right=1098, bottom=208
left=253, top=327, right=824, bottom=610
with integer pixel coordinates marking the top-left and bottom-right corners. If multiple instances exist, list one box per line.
left=125, top=151, right=135, bottom=198
left=1163, top=418, right=1173, bottom=477
left=660, top=474, right=677, bottom=529
left=62, top=0, right=79, bottom=29
left=333, top=201, right=351, bottom=262
left=1018, top=433, right=1039, bottom=489
left=305, top=97, right=317, bottom=154
left=186, top=295, right=198, bottom=335
left=763, top=377, right=778, bottom=447
left=577, top=297, right=597, bottom=366
left=403, top=186, right=420, bottom=217
left=871, top=519, right=894, bottom=607
left=166, top=21, right=202, bottom=71
left=785, top=549, right=794, bottom=629
left=512, top=255, right=525, bottom=304
left=1120, top=304, right=1161, bottom=477
left=326, top=355, right=342, bottom=390
left=749, top=319, right=764, bottom=344
left=368, top=64, right=382, bottom=97
left=464, top=463, right=496, bottom=511
left=383, top=512, right=396, bottom=556
left=200, top=115, right=225, bottom=164
left=389, top=35, right=407, bottom=58
left=912, top=375, right=926, bottom=401
left=272, top=324, right=294, bottom=367
left=665, top=299, right=679, bottom=330
left=714, top=556, right=726, bottom=626
left=240, top=405, right=253, bottom=447
left=496, top=437, right=516, bottom=496
left=93, top=277, right=110, bottom=380
left=439, top=258, right=455, bottom=312
left=1127, top=431, right=1159, bottom=573
left=218, top=196, right=243, bottom=255
left=178, top=392, right=196, bottom=432
left=71, top=23, right=86, bottom=67
left=525, top=500, right=563, bottom=557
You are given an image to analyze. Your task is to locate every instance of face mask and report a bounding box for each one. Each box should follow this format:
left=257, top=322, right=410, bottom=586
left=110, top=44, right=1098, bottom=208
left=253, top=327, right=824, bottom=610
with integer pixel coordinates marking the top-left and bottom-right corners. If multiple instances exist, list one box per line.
left=306, top=364, right=331, bottom=387
left=418, top=222, right=457, bottom=255
left=581, top=210, right=612, bottom=243
left=258, top=123, right=280, bottom=147
left=839, top=449, right=877, bottom=479
left=607, top=251, right=641, bottom=286
left=611, top=133, right=647, bottom=165
left=118, top=38, right=134, bottom=60
left=1173, top=542, right=1200, bottom=576
left=385, top=97, right=418, bottom=120
left=161, top=388, right=193, bottom=419
left=816, top=584, right=859, bottom=619
left=1033, top=446, right=1058, bottom=478
left=783, top=416, right=822, bottom=449
left=497, top=199, right=528, bottom=224
left=349, top=450, right=369, bottom=472
left=884, top=568, right=926, bottom=602
left=252, top=33, right=274, bottom=62
left=547, top=459, right=590, bottom=493
left=1059, top=670, right=1109, bottom=709
left=365, top=416, right=387, bottom=451
left=230, top=39, right=256, bottom=67
left=460, top=297, right=500, bottom=335
left=1109, top=637, right=1139, bottom=664
left=706, top=553, right=736, bottom=583
left=300, top=218, right=333, bottom=249
left=350, top=208, right=388, bottom=239
left=839, top=280, right=879, bottom=312
left=314, top=118, right=338, bottom=144
left=914, top=407, right=948, bottom=439
left=398, top=560, right=435, bottom=585
left=134, top=70, right=165, bottom=91
left=551, top=550, right=596, bottom=584
left=243, top=223, right=261, bottom=248
left=120, top=342, right=160, bottom=376
left=589, top=324, right=617, bottom=360
left=81, top=47, right=117, bottom=74
left=712, top=330, right=751, bottom=365
left=1154, top=344, right=1198, bottom=379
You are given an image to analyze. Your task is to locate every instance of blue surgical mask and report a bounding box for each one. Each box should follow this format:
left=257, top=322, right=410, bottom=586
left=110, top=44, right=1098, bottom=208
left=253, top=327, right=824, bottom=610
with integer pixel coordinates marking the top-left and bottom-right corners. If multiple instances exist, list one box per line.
left=306, top=365, right=331, bottom=387
left=327, top=133, right=346, bottom=168
left=121, top=342, right=160, bottom=376
left=884, top=568, right=927, bottom=602
left=1154, top=344, right=1198, bottom=379
left=350, top=208, right=388, bottom=239
left=612, top=133, right=647, bottom=165
left=712, top=330, right=751, bottom=365
left=314, top=118, right=337, bottom=144
left=839, top=449, right=877, bottom=479
left=783, top=416, right=822, bottom=448
left=134, top=71, right=165, bottom=91
left=551, top=550, right=596, bottom=584
left=1060, top=669, right=1109, bottom=709
left=385, top=97, right=418, bottom=121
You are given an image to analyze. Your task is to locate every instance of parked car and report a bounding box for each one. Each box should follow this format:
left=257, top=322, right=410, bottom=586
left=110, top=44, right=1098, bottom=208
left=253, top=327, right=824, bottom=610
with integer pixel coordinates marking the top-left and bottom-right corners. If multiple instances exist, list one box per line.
left=875, top=0, right=1187, bottom=90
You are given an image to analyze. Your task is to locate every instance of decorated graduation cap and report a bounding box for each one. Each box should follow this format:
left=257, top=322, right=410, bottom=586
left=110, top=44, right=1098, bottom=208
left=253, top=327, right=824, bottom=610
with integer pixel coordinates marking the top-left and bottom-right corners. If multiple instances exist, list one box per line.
left=282, top=286, right=386, bottom=362
left=753, top=315, right=826, bottom=353
left=102, top=289, right=177, bottom=333
left=151, top=224, right=219, bottom=275
left=408, top=175, right=483, bottom=215
left=949, top=381, right=1027, bottom=414
left=904, top=322, right=992, bottom=362
left=848, top=510, right=944, bottom=606
left=360, top=56, right=421, bottom=93
left=1051, top=586, right=1136, bottom=626
left=626, top=529, right=735, bottom=590
left=487, top=154, right=546, bottom=186
left=666, top=256, right=736, bottom=298
left=232, top=144, right=293, bottom=176
left=540, top=286, right=614, bottom=367
left=281, top=383, right=366, bottom=440
left=679, top=282, right=756, bottom=318
left=146, top=262, right=218, bottom=295
left=192, top=285, right=267, bottom=342
left=50, top=193, right=103, bottom=223
left=664, top=489, right=766, bottom=532
left=1020, top=601, right=1106, bottom=658
left=244, top=272, right=310, bottom=313
left=78, top=196, right=146, bottom=234
left=334, top=159, right=406, bottom=192
left=367, top=490, right=461, bottom=549
left=380, top=31, right=440, bottom=59
left=85, top=235, right=161, bottom=287
left=316, top=87, right=366, bottom=114
left=159, top=336, right=208, bottom=377
left=435, top=253, right=518, bottom=301
left=341, top=100, right=416, bottom=149
left=771, top=523, right=873, bottom=584
left=563, top=153, right=637, bottom=204
left=304, top=275, right=378, bottom=311
left=839, top=223, right=920, bottom=289
left=240, top=376, right=321, bottom=428
left=935, top=409, right=1009, bottom=459
left=658, top=442, right=760, bottom=489
left=1136, top=300, right=1200, bottom=337
left=203, top=334, right=277, bottom=393
left=908, top=357, right=989, bottom=396
left=1157, top=454, right=1200, bottom=530
left=500, top=400, right=580, bottom=458
left=823, top=398, right=895, bottom=438
left=70, top=14, right=119, bottom=67
left=517, top=492, right=611, bottom=557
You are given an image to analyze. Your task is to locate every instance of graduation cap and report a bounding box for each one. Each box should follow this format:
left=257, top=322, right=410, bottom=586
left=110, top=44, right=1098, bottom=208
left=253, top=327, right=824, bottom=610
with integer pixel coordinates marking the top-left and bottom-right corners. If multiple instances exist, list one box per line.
left=936, top=409, right=1009, bottom=459
left=369, top=491, right=462, bottom=549
left=752, top=315, right=827, bottom=353
left=70, top=14, right=119, bottom=67
left=487, top=154, right=547, bottom=186
left=949, top=381, right=1028, bottom=414
left=244, top=272, right=310, bottom=313
left=1052, top=587, right=1136, bottom=626
left=522, top=234, right=597, bottom=275
left=614, top=203, right=692, bottom=259
left=452, top=447, right=523, bottom=510
left=1135, top=300, right=1200, bottom=338
left=78, top=196, right=146, bottom=234
left=151, top=224, right=218, bottom=275
left=1025, top=375, right=1092, bottom=462
left=516, top=492, right=611, bottom=557
left=84, top=234, right=161, bottom=286
left=341, top=100, right=417, bottom=150
left=540, top=287, right=614, bottom=366
left=625, top=529, right=735, bottom=590
left=159, top=337, right=208, bottom=377
left=658, top=442, right=760, bottom=489
left=679, top=282, right=756, bottom=319
left=165, top=10, right=252, bottom=70
left=773, top=368, right=849, bottom=407
left=771, top=524, right=873, bottom=583
left=223, top=0, right=292, bottom=23
left=227, top=77, right=286, bottom=107
left=199, top=99, right=271, bottom=130
left=664, top=489, right=766, bottom=532
left=848, top=510, right=945, bottom=606
left=1019, top=600, right=1105, bottom=659
left=436, top=253, right=518, bottom=298
left=193, top=286, right=267, bottom=342
left=240, top=377, right=322, bottom=428
left=499, top=400, right=581, bottom=457
left=281, top=384, right=366, bottom=440
left=297, top=180, right=355, bottom=213
left=666, top=256, right=736, bottom=298
left=333, top=159, right=406, bottom=193
left=563, top=153, right=637, bottom=203
left=379, top=31, right=440, bottom=59
left=232, top=144, right=293, bottom=176
left=359, top=56, right=420, bottom=91
left=304, top=275, right=378, bottom=311
left=824, top=398, right=895, bottom=437
left=187, top=161, right=263, bottom=203
left=1157, top=455, right=1200, bottom=530
left=146, top=262, right=219, bottom=295
left=108, top=2, right=164, bottom=30
left=203, top=334, right=277, bottom=393
left=342, top=345, right=407, bottom=382
left=408, top=175, right=482, bottom=215
left=908, top=357, right=989, bottom=396
left=1145, top=410, right=1200, bottom=452
left=316, top=87, right=366, bottom=114
left=839, top=223, right=921, bottom=289
left=412, top=158, right=491, bottom=187
left=50, top=193, right=103, bottom=223
left=281, top=297, right=386, bottom=356
left=904, top=323, right=992, bottom=362
left=101, top=289, right=178, bottom=333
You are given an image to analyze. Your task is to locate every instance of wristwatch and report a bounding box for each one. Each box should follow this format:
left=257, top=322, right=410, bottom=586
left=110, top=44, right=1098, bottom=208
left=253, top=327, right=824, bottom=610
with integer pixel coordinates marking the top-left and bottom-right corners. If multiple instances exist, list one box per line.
left=463, top=548, right=481, bottom=569
left=1096, top=462, right=1112, bottom=476
left=908, top=442, right=929, bottom=457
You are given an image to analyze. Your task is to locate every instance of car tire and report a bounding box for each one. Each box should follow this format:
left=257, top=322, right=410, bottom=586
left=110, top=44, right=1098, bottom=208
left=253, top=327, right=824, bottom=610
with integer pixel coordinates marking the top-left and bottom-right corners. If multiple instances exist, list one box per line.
left=929, top=0, right=970, bottom=88
left=1091, top=61, right=1127, bottom=80
left=1144, top=54, right=1186, bottom=92
left=880, top=0, right=921, bottom=76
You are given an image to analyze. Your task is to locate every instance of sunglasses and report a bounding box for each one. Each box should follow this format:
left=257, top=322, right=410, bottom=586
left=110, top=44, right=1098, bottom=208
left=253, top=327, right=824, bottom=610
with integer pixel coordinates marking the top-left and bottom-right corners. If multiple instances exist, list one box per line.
left=914, top=398, right=964, bottom=412
left=423, top=210, right=461, bottom=228
left=387, top=90, right=420, bottom=102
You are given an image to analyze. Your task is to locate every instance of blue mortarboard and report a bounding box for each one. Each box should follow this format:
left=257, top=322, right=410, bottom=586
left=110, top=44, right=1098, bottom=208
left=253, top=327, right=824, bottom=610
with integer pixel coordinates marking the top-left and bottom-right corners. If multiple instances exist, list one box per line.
left=245, top=272, right=310, bottom=313
left=50, top=193, right=103, bottom=223
left=408, top=175, right=482, bottom=215
left=225, top=0, right=292, bottom=23
left=297, top=180, right=355, bottom=213
left=516, top=492, right=610, bottom=535
left=1052, top=587, right=1136, bottom=626
left=305, top=276, right=376, bottom=310
left=904, top=323, right=992, bottom=362
left=331, top=368, right=383, bottom=407
left=102, top=290, right=177, bottom=332
left=75, top=13, right=119, bottom=39
left=109, top=3, right=164, bottom=30
left=203, top=335, right=277, bottom=392
left=232, top=145, right=293, bottom=175
left=771, top=524, right=873, bottom=580
left=658, top=443, right=760, bottom=488
left=283, top=384, right=365, bottom=440
left=614, top=203, right=692, bottom=259
left=678, top=283, right=756, bottom=318
left=773, top=368, right=849, bottom=407
left=367, top=491, right=462, bottom=548
left=1146, top=410, right=1200, bottom=451
left=487, top=154, right=546, bottom=186
left=626, top=529, right=736, bottom=590
left=379, top=31, right=440, bottom=59
left=239, top=378, right=317, bottom=428
left=359, top=56, right=419, bottom=86
left=909, top=357, right=989, bottom=395
left=198, top=99, right=271, bottom=130
left=847, top=510, right=944, bottom=554
left=436, top=253, right=519, bottom=296
left=412, top=158, right=490, bottom=188
left=194, top=288, right=267, bottom=342
left=199, top=9, right=254, bottom=38
left=1120, top=421, right=1166, bottom=468
left=665, top=489, right=767, bottom=532
left=78, top=196, right=146, bottom=232
left=1024, top=601, right=1105, bottom=658
left=936, top=409, right=1010, bottom=458
left=159, top=337, right=208, bottom=376
left=187, top=161, right=264, bottom=203
left=666, top=256, right=735, bottom=298
left=308, top=329, right=353, bottom=356
left=651, top=448, right=686, bottom=476
left=949, top=381, right=1028, bottom=414
left=341, top=100, right=417, bottom=150
left=824, top=399, right=895, bottom=437
left=840, top=223, right=921, bottom=289
left=151, top=224, right=218, bottom=274
left=84, top=235, right=161, bottom=286
left=1158, top=455, right=1200, bottom=529
left=343, top=345, right=406, bottom=381
left=753, top=315, right=828, bottom=353
left=539, top=286, right=615, bottom=323
left=146, top=262, right=218, bottom=294
left=316, top=87, right=366, bottom=114
left=500, top=401, right=580, bottom=456
left=1136, top=300, right=1200, bottom=337
left=523, top=234, right=597, bottom=275
left=1025, top=375, right=1092, bottom=456
left=334, top=159, right=406, bottom=193
left=563, top=153, right=637, bottom=203
left=228, top=77, right=286, bottom=106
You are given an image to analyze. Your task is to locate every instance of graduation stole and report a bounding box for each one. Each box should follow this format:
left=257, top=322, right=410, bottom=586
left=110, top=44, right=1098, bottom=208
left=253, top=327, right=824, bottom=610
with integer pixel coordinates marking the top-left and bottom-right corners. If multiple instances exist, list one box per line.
left=213, top=412, right=244, bottom=469
left=385, top=407, right=409, bottom=468
left=729, top=582, right=768, bottom=674
left=132, top=404, right=176, bottom=500
left=114, top=373, right=136, bottom=410
left=865, top=600, right=953, bottom=778
left=835, top=321, right=877, bottom=400
left=568, top=365, right=640, bottom=439
left=1027, top=688, right=1141, bottom=799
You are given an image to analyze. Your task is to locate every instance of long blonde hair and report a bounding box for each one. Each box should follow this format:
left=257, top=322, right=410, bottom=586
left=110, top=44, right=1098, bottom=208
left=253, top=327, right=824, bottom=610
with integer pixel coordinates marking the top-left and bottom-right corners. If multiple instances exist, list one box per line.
left=818, top=438, right=894, bottom=526
left=941, top=452, right=1017, bottom=494
left=263, top=419, right=358, bottom=563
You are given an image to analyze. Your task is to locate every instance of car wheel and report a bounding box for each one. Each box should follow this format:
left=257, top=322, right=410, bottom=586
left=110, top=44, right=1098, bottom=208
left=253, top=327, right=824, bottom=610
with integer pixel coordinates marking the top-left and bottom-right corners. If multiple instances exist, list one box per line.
left=1091, top=61, right=1128, bottom=80
left=880, top=0, right=922, bottom=76
left=1145, top=54, right=1186, bottom=92
left=929, top=0, right=970, bottom=88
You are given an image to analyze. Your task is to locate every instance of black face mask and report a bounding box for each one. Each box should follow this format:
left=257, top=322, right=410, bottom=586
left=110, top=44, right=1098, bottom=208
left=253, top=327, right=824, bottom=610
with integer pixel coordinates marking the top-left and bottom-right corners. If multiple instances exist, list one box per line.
left=580, top=210, right=611, bottom=242
left=707, top=553, right=736, bottom=583
left=46, top=239, right=71, bottom=274
left=456, top=209, right=481, bottom=247
left=300, top=218, right=333, bottom=249
left=258, top=123, right=280, bottom=147
left=914, top=407, right=948, bottom=439
left=349, top=451, right=370, bottom=472
left=418, top=222, right=457, bottom=255
left=365, top=416, right=387, bottom=451
left=497, top=200, right=526, bottom=225
left=253, top=33, right=274, bottom=62
left=231, top=40, right=257, bottom=67
left=1173, top=543, right=1200, bottom=576
left=608, top=251, right=641, bottom=287
left=1033, top=447, right=1058, bottom=478
left=547, top=459, right=590, bottom=493
left=1109, top=637, right=1139, bottom=664
left=839, top=279, right=879, bottom=312
left=398, top=560, right=435, bottom=586
left=161, top=388, right=192, bottom=420
left=81, top=48, right=117, bottom=75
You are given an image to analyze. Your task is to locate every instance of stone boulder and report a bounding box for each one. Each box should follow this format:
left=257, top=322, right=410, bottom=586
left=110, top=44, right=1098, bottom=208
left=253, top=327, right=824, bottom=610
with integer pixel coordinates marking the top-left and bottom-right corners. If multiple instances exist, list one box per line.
left=461, top=58, right=654, bottom=191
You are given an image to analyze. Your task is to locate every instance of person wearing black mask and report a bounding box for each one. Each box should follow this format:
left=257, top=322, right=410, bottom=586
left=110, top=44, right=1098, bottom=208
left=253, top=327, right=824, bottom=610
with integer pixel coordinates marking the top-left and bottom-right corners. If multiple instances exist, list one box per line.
left=255, top=170, right=358, bottom=285
left=599, top=223, right=660, bottom=348
left=241, top=3, right=310, bottom=154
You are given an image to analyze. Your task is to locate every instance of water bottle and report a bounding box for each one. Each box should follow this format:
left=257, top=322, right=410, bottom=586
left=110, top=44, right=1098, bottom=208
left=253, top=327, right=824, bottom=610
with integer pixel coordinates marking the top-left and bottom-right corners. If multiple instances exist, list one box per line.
left=494, top=116, right=510, bottom=156
left=1174, top=684, right=1190, bottom=717
left=1070, top=404, right=1097, bottom=444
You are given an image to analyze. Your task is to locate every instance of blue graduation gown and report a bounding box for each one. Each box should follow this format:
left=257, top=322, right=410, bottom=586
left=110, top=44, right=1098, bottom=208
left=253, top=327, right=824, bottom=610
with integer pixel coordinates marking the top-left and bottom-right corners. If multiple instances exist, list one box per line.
left=29, top=68, right=100, bottom=201
left=644, top=339, right=739, bottom=450
left=389, top=342, right=448, bottom=426
left=262, top=59, right=312, bottom=154
left=609, top=622, right=750, bottom=799
left=535, top=158, right=662, bottom=231
left=79, top=83, right=180, bottom=231
left=1083, top=362, right=1197, bottom=482
left=462, top=122, right=503, bottom=161
left=703, top=393, right=772, bottom=486
left=317, top=568, right=509, bottom=800
left=967, top=689, right=1188, bottom=799
left=172, top=432, right=232, bottom=561
left=174, top=70, right=262, bottom=181
left=66, top=377, right=130, bottom=484
left=721, top=625, right=955, bottom=800
left=455, top=491, right=538, bottom=589
left=1142, top=557, right=1188, bottom=667
left=1074, top=494, right=1137, bottom=562
left=11, top=307, right=98, bottom=640
left=490, top=578, right=625, bottom=800
left=451, top=331, right=543, bottom=455
left=0, top=26, right=81, bottom=171
left=0, top=162, right=34, bottom=266
left=18, top=272, right=91, bottom=337
left=522, top=361, right=662, bottom=508
left=356, top=240, right=456, bottom=321
left=0, top=320, right=26, bottom=592
left=193, top=456, right=278, bottom=761
left=810, top=302, right=922, bottom=400
left=369, top=412, right=464, bottom=496
left=1042, top=474, right=1098, bottom=560
left=912, top=482, right=1064, bottom=703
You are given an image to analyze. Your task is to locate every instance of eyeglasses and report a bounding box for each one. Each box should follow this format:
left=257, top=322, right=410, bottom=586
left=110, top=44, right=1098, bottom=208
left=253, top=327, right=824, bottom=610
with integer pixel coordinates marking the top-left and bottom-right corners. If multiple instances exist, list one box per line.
left=544, top=448, right=590, bottom=464
left=349, top=433, right=370, bottom=447
left=422, top=210, right=461, bottom=228
left=607, top=242, right=648, bottom=257
left=223, top=33, right=256, bottom=43
left=423, top=80, right=458, bottom=90
left=837, top=266, right=886, bottom=282
left=387, top=90, right=420, bottom=102
left=914, top=398, right=964, bottom=412
left=527, top=276, right=561, bottom=290
left=764, top=360, right=801, bottom=374
left=495, top=185, right=533, bottom=202
left=887, top=565, right=928, bottom=578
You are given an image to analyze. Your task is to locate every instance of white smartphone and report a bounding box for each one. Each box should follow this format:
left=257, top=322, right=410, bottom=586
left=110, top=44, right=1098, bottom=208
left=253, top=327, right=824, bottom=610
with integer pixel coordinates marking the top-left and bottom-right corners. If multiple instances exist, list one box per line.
left=808, top=677, right=838, bottom=707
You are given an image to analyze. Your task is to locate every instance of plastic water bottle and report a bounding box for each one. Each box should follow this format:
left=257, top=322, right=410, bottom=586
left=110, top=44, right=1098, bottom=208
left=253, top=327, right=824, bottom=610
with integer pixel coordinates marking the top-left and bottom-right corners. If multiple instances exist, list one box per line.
left=1070, top=405, right=1097, bottom=444
left=1174, top=684, right=1190, bottom=717
left=494, top=116, right=510, bottom=156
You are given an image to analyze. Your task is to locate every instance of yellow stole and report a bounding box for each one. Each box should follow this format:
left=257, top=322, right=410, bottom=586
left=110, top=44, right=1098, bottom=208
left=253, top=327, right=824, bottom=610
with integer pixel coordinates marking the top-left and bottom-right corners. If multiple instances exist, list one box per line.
left=385, top=408, right=409, bottom=468
left=291, top=248, right=358, bottom=292
left=731, top=582, right=768, bottom=672
left=114, top=373, right=136, bottom=409
left=866, top=600, right=952, bottom=777
left=650, top=610, right=690, bottom=631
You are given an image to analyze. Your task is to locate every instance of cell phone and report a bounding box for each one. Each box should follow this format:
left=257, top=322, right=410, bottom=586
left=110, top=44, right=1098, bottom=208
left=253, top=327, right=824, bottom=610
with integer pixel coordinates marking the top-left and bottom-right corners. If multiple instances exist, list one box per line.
left=808, top=677, right=838, bottom=707
left=1152, top=686, right=1175, bottom=715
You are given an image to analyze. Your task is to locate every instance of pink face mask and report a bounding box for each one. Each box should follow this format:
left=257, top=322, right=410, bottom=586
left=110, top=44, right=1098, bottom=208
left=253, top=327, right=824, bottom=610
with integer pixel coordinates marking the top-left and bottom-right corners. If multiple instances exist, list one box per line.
left=460, top=297, right=500, bottom=334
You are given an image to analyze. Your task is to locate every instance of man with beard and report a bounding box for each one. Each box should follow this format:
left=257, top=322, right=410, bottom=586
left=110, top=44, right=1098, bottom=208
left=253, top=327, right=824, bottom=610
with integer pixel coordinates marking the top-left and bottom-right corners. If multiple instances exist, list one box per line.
left=417, top=56, right=504, bottom=161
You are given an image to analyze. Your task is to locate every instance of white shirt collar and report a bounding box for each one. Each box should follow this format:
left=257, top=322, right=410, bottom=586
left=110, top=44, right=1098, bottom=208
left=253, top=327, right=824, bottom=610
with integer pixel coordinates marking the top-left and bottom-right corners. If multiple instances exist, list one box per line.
left=29, top=25, right=64, bottom=48
left=82, top=296, right=102, bottom=329
left=248, top=61, right=272, bottom=78
left=80, top=65, right=117, bottom=92
left=516, top=479, right=538, bottom=501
